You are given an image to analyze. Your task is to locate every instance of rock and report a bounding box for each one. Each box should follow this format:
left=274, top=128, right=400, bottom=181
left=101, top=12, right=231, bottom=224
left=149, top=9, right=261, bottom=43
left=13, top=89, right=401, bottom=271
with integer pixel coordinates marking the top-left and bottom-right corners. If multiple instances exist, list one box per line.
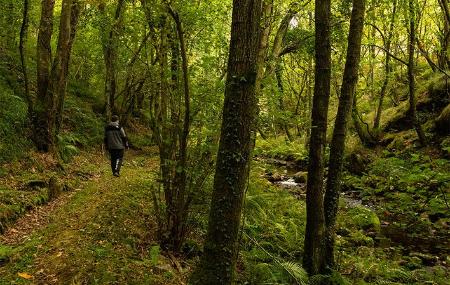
left=267, top=173, right=283, bottom=183
left=48, top=176, right=63, bottom=200
left=346, top=152, right=370, bottom=175
left=403, top=256, right=422, bottom=269
left=435, top=103, right=450, bottom=135
left=24, top=180, right=48, bottom=190
left=349, top=206, right=381, bottom=232
left=293, top=171, right=307, bottom=184
left=410, top=252, right=439, bottom=266
left=294, top=158, right=308, bottom=171
left=336, top=227, right=351, bottom=237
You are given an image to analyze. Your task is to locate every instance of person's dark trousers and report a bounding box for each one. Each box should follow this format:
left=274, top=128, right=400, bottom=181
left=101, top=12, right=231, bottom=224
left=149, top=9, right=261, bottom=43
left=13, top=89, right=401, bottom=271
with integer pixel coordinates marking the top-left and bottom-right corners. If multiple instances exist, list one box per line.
left=109, top=149, right=124, bottom=175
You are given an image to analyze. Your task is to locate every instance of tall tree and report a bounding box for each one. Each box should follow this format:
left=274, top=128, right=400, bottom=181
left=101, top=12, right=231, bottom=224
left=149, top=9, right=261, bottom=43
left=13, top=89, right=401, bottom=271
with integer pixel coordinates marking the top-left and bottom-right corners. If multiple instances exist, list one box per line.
left=373, top=0, right=397, bottom=129
left=54, top=0, right=81, bottom=132
left=303, top=0, right=331, bottom=275
left=34, top=0, right=56, bottom=152
left=408, top=0, right=427, bottom=146
left=19, top=0, right=32, bottom=117
left=34, top=0, right=81, bottom=152
left=190, top=0, right=262, bottom=282
left=324, top=0, right=366, bottom=270
left=437, top=0, right=450, bottom=69
left=100, top=0, right=125, bottom=120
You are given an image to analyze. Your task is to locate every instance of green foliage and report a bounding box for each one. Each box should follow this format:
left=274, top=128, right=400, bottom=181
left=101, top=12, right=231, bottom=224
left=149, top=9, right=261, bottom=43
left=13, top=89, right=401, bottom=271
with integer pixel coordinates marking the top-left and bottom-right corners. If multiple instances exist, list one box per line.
left=0, top=79, right=31, bottom=163
left=254, top=137, right=308, bottom=161
left=63, top=95, right=104, bottom=147
left=240, top=167, right=307, bottom=283
left=149, top=245, right=160, bottom=267
left=57, top=133, right=81, bottom=163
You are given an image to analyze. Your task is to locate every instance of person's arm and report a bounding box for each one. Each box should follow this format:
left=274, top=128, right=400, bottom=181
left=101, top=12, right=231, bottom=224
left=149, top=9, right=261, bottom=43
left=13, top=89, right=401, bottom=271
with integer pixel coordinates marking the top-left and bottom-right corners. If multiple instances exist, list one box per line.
left=120, top=127, right=129, bottom=149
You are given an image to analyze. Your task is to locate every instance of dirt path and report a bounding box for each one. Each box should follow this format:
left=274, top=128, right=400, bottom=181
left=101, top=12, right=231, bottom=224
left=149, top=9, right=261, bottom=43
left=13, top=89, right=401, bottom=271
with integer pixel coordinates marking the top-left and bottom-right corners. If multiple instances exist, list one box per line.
left=0, top=150, right=183, bottom=285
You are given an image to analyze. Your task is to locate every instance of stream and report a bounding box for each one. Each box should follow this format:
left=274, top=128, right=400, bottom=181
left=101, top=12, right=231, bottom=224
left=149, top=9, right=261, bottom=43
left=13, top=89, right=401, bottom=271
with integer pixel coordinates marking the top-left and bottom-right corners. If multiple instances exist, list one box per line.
left=257, top=156, right=450, bottom=262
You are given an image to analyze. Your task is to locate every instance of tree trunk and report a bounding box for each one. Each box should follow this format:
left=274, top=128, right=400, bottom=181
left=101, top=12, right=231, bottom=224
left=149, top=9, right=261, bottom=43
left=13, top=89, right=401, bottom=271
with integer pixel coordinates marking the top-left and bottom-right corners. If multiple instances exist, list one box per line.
left=408, top=0, right=427, bottom=146
left=303, top=0, right=331, bottom=275
left=19, top=0, right=32, bottom=118
left=54, top=0, right=81, bottom=133
left=164, top=6, right=192, bottom=252
left=374, top=0, right=397, bottom=129
left=102, top=0, right=125, bottom=120
left=34, top=0, right=56, bottom=152
left=438, top=0, right=450, bottom=69
left=324, top=0, right=366, bottom=270
left=190, top=0, right=262, bottom=283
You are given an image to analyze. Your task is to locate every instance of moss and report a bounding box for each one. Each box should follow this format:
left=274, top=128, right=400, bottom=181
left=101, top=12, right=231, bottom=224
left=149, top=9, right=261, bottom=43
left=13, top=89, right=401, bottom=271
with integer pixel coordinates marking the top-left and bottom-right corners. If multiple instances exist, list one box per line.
left=349, top=206, right=381, bottom=232
left=0, top=245, right=13, bottom=264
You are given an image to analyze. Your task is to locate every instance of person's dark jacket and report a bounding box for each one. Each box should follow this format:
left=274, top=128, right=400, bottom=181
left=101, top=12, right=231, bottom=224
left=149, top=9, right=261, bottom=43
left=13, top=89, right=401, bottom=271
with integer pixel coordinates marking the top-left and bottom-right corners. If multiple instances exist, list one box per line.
left=104, top=122, right=128, bottom=150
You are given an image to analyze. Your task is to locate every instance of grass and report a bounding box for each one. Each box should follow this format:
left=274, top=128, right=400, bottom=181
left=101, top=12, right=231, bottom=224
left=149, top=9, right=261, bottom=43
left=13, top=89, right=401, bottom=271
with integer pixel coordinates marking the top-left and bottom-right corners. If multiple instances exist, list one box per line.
left=0, top=150, right=187, bottom=285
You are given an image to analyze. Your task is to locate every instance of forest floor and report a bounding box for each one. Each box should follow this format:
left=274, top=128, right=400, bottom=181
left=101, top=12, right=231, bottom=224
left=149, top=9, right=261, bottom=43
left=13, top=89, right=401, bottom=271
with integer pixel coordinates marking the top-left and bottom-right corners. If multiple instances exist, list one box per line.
left=0, top=148, right=188, bottom=285
left=1, top=143, right=449, bottom=284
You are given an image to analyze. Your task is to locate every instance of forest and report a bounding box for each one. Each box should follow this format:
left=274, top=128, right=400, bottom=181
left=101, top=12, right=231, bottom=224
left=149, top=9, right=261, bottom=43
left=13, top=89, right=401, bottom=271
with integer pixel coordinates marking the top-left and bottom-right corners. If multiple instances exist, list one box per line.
left=0, top=0, right=449, bottom=284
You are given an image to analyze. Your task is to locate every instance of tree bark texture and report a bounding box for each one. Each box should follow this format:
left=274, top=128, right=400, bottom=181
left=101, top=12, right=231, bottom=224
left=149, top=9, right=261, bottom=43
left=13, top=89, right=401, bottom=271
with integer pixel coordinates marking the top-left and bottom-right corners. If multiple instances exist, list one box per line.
left=34, top=0, right=56, bottom=152
left=54, top=0, right=81, bottom=132
left=324, top=0, right=366, bottom=270
left=303, top=0, right=331, bottom=275
left=191, top=0, right=262, bottom=283
left=34, top=0, right=81, bottom=152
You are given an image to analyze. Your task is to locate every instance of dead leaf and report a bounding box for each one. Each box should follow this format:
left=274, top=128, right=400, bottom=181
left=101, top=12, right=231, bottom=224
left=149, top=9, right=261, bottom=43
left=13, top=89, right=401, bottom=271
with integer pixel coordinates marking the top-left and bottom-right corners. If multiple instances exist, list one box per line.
left=18, top=272, right=33, bottom=279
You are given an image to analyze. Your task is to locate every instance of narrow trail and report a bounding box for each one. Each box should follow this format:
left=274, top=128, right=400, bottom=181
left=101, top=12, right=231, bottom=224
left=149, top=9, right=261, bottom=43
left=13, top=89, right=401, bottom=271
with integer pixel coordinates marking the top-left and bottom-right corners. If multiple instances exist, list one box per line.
left=0, top=149, right=179, bottom=285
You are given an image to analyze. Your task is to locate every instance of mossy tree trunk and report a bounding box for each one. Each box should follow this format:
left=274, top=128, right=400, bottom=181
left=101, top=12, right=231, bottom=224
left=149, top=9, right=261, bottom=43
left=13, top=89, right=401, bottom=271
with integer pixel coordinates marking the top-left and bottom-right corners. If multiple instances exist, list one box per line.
left=34, top=0, right=56, bottom=152
left=190, top=0, right=262, bottom=283
left=34, top=0, right=80, bottom=152
left=324, top=0, right=366, bottom=270
left=303, top=0, right=331, bottom=275
left=54, top=0, right=81, bottom=133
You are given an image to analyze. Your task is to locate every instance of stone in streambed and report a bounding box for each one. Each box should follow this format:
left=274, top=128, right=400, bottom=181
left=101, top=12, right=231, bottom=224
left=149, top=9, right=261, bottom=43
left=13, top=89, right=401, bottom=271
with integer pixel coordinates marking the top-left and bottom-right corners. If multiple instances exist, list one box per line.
left=293, top=171, right=307, bottom=184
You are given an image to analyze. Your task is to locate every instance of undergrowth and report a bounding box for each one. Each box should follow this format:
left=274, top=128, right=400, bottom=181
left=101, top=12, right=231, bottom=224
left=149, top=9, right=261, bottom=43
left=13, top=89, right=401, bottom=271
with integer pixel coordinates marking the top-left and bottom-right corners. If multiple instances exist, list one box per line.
left=254, top=137, right=308, bottom=161
left=0, top=79, right=31, bottom=164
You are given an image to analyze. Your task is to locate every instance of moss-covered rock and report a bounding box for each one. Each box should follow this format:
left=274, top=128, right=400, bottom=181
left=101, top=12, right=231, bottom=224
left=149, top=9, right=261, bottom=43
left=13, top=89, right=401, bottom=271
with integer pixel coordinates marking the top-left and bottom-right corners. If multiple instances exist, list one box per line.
left=435, top=103, right=450, bottom=135
left=293, top=171, right=307, bottom=183
left=349, top=206, right=381, bottom=232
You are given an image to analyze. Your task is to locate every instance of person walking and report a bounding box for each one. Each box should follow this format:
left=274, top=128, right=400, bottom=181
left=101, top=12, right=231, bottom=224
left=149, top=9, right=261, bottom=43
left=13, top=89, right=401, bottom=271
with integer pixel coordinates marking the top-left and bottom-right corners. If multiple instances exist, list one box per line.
left=104, top=115, right=129, bottom=177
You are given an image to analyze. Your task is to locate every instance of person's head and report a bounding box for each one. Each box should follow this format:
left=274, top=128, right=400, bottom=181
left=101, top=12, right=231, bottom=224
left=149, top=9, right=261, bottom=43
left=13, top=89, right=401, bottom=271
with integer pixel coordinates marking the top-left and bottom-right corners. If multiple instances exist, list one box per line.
left=111, top=115, right=119, bottom=122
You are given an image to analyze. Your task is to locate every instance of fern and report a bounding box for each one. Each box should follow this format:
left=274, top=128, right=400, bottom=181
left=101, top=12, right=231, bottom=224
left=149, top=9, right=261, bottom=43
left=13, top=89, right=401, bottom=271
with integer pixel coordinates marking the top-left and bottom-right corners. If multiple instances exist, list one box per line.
left=278, top=261, right=308, bottom=285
